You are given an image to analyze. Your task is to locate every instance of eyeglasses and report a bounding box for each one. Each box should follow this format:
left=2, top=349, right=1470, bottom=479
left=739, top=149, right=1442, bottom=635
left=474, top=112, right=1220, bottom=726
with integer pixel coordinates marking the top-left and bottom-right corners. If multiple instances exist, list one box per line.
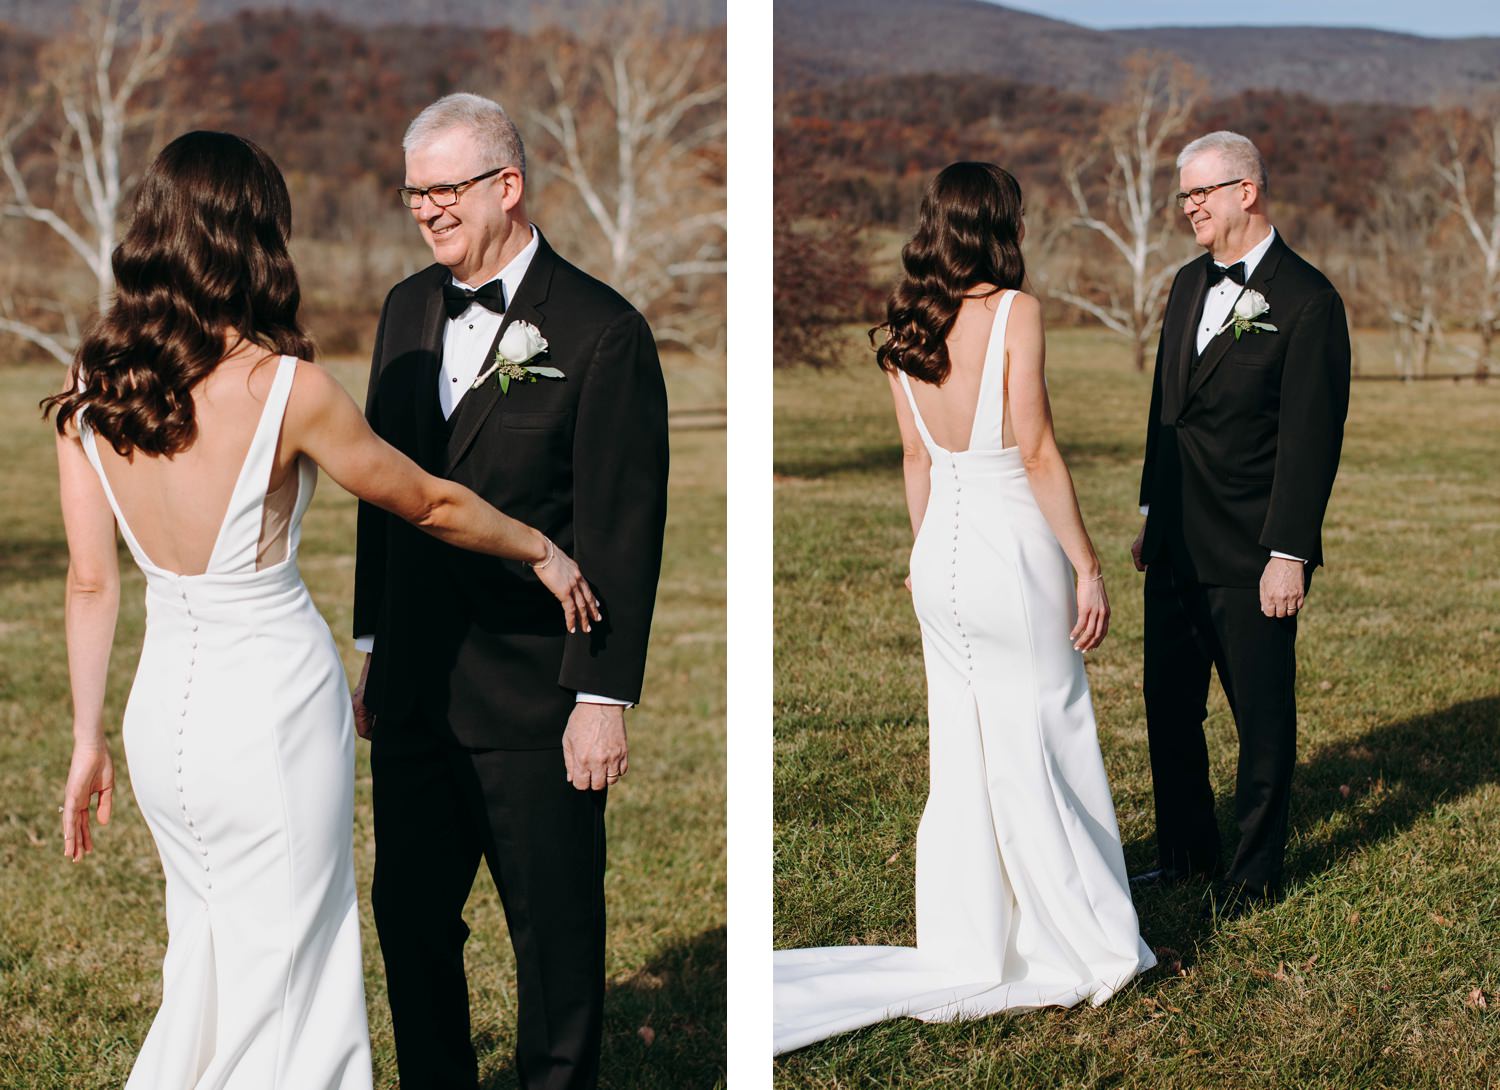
left=397, top=166, right=505, bottom=209
left=1174, top=178, right=1245, bottom=209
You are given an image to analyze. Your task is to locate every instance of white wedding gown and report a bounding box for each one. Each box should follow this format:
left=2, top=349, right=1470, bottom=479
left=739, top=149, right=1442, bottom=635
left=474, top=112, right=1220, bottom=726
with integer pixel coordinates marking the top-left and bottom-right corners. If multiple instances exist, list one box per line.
left=81, top=357, right=373, bottom=1088
left=774, top=292, right=1156, bottom=1054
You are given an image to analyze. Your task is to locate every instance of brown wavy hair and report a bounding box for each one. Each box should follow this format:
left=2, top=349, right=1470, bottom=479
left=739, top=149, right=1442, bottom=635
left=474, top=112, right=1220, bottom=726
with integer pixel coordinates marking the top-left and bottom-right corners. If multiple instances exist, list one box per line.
left=872, top=162, right=1025, bottom=384
left=42, top=131, right=315, bottom=455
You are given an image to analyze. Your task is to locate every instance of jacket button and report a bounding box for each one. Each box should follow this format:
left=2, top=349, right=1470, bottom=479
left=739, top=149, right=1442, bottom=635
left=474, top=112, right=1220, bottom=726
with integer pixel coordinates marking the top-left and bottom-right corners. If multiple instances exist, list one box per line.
left=1175, top=418, right=1185, bottom=426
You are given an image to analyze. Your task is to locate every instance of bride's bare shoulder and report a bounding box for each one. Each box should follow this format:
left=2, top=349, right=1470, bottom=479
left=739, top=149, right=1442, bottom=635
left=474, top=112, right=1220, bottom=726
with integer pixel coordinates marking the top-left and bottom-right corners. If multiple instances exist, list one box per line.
left=283, top=359, right=360, bottom=425
left=1004, top=290, right=1043, bottom=330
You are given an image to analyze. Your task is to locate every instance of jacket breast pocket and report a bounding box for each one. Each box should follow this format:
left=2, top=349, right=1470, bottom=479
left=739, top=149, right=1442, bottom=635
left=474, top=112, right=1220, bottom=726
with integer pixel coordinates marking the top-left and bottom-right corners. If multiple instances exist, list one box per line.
left=500, top=410, right=569, bottom=431
left=1227, top=347, right=1280, bottom=368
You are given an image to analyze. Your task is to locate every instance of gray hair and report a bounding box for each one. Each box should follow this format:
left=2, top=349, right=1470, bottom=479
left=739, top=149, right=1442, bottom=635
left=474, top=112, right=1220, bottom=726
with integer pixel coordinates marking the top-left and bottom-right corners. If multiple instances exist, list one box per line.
left=1177, top=131, right=1267, bottom=194
left=403, top=92, right=527, bottom=179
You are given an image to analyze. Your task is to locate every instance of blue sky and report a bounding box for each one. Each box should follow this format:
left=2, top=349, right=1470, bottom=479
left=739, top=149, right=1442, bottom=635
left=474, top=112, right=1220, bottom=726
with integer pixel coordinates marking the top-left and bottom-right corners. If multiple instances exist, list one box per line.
left=991, top=0, right=1500, bottom=37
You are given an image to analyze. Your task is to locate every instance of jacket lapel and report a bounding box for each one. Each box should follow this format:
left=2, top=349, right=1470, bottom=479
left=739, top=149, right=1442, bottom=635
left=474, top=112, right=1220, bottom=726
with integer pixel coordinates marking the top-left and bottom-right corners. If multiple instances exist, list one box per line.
left=413, top=280, right=449, bottom=472
left=443, top=232, right=558, bottom=475
left=1184, top=234, right=1286, bottom=407
left=1173, top=258, right=1210, bottom=414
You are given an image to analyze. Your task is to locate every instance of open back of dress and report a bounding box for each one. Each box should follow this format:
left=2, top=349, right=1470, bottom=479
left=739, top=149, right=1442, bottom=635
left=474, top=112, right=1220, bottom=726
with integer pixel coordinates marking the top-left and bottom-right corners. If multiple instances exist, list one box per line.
left=81, top=355, right=309, bottom=578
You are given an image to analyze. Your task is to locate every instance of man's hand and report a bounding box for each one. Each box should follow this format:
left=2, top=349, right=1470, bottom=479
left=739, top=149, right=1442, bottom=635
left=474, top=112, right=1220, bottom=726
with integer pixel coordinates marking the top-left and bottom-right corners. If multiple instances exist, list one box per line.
left=563, top=702, right=628, bottom=791
left=1260, top=556, right=1306, bottom=618
left=352, top=653, right=376, bottom=740
left=1130, top=519, right=1148, bottom=572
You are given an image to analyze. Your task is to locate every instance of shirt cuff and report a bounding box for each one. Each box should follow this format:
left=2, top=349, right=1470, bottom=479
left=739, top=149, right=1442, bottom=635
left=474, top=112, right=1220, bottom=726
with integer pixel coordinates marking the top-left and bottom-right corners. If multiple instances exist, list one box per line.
left=354, top=636, right=375, bottom=654
left=1269, top=551, right=1306, bottom=564
left=1139, top=505, right=1150, bottom=516
left=576, top=692, right=633, bottom=707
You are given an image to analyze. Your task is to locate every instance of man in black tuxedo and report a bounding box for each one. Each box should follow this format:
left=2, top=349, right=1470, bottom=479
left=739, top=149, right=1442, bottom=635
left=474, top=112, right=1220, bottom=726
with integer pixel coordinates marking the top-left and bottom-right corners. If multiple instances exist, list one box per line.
left=1131, top=131, right=1349, bottom=919
left=352, top=93, right=669, bottom=1089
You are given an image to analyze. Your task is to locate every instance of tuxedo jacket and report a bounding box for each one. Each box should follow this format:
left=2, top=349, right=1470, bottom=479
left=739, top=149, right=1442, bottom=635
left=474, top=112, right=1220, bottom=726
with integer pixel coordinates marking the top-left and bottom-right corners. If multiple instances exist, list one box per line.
left=1139, top=234, right=1350, bottom=587
left=354, top=232, right=670, bottom=749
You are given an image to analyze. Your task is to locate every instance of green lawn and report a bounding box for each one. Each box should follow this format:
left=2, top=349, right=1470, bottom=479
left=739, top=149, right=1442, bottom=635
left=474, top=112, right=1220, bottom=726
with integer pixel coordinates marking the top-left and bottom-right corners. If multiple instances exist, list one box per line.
left=0, top=357, right=725, bottom=1089
left=773, top=325, right=1500, bottom=1088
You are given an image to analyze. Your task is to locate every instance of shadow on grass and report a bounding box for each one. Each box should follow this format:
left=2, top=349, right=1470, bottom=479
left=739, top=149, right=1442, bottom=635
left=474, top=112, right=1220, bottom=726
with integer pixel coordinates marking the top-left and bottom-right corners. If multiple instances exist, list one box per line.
left=477, top=925, right=726, bottom=1089
left=773, top=443, right=898, bottom=482
left=0, top=539, right=69, bottom=585
left=1289, top=694, right=1500, bottom=880
left=1136, top=695, right=1500, bottom=953
left=773, top=436, right=1141, bottom=482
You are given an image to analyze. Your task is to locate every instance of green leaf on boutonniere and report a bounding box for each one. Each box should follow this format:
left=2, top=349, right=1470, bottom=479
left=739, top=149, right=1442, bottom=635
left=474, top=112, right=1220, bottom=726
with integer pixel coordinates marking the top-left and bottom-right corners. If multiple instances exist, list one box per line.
left=527, top=366, right=565, bottom=379
left=499, top=373, right=510, bottom=395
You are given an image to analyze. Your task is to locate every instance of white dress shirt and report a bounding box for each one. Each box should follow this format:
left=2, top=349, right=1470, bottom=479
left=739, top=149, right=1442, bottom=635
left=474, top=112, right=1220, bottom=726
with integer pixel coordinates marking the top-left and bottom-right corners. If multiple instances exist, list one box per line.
left=1195, top=226, right=1277, bottom=355
left=436, top=225, right=540, bottom=418
left=357, top=225, right=629, bottom=705
left=1143, top=227, right=1303, bottom=563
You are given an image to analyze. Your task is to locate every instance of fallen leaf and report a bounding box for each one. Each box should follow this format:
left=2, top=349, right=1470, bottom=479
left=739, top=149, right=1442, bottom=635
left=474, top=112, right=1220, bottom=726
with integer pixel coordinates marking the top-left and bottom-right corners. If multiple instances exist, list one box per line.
left=1431, top=912, right=1453, bottom=927
left=1338, top=784, right=1351, bottom=798
left=885, top=850, right=900, bottom=865
left=1466, top=988, right=1488, bottom=1010
left=638, top=1025, right=656, bottom=1046
left=1319, top=680, right=1333, bottom=691
left=1348, top=911, right=1361, bottom=926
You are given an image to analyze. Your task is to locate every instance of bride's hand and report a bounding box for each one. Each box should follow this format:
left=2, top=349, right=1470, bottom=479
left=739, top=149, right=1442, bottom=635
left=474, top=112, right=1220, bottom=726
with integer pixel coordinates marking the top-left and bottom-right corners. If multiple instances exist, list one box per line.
left=533, top=539, right=601, bottom=634
left=61, top=739, right=114, bottom=862
left=1071, top=573, right=1110, bottom=653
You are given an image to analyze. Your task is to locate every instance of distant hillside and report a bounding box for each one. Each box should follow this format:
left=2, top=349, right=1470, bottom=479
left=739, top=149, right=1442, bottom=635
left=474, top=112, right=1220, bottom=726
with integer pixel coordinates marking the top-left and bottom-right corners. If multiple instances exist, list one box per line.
left=775, top=0, right=1500, bottom=107
left=0, top=0, right=721, bottom=35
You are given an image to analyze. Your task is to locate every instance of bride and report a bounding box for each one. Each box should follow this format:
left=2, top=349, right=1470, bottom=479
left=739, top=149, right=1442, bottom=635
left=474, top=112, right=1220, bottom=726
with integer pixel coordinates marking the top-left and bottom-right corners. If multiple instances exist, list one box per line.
left=774, top=162, right=1155, bottom=1054
left=42, top=131, right=596, bottom=1088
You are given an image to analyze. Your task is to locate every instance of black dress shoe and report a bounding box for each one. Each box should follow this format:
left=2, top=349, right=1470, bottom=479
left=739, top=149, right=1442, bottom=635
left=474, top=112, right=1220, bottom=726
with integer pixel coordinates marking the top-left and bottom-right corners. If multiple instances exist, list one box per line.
left=1129, top=865, right=1216, bottom=887
left=1129, top=866, right=1188, bottom=887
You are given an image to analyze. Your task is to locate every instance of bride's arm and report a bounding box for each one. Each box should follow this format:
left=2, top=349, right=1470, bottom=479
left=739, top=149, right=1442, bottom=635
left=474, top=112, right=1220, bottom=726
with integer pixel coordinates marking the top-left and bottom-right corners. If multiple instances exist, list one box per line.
left=55, top=429, right=119, bottom=861
left=887, top=370, right=932, bottom=542
left=284, top=362, right=597, bottom=632
left=1005, top=293, right=1109, bottom=651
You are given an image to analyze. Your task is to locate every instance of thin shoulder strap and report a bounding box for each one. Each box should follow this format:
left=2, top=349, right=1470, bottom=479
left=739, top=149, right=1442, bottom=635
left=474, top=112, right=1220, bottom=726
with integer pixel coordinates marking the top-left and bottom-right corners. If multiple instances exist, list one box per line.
left=896, top=369, right=938, bottom=452
left=78, top=421, right=157, bottom=572
left=233, top=355, right=298, bottom=495
left=973, top=290, right=1018, bottom=451
left=203, top=356, right=298, bottom=571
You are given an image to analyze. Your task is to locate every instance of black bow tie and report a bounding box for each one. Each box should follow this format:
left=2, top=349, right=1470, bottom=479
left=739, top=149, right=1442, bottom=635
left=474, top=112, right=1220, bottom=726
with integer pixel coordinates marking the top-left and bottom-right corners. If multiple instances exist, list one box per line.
left=443, top=280, right=506, bottom=319
left=1207, top=261, right=1246, bottom=287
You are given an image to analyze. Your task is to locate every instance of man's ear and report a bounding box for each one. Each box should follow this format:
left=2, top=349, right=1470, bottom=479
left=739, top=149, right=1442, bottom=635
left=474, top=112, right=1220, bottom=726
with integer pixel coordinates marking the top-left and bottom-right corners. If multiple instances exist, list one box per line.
left=500, top=167, right=526, bottom=213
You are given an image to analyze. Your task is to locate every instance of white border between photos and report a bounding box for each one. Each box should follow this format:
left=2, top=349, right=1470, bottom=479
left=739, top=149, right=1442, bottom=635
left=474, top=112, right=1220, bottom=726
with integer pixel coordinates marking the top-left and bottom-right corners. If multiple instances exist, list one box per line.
left=725, top=0, right=773, bottom=1085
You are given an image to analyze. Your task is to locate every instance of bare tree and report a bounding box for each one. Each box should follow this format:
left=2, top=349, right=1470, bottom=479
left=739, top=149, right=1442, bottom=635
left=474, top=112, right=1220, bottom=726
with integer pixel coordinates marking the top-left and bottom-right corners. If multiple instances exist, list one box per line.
left=1048, top=53, right=1203, bottom=372
left=1367, top=165, right=1458, bottom=379
left=1435, top=99, right=1500, bottom=382
left=525, top=8, right=725, bottom=360
left=0, top=0, right=192, bottom=364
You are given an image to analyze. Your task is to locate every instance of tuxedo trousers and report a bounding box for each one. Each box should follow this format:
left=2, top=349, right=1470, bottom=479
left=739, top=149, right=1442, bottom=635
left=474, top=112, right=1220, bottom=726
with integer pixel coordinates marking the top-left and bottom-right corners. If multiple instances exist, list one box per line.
left=370, top=716, right=607, bottom=1090
left=1143, top=556, right=1299, bottom=892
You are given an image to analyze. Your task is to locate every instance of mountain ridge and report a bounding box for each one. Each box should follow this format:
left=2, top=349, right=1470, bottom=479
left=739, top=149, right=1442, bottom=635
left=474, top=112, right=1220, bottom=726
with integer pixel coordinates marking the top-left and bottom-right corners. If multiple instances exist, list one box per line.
left=776, top=0, right=1500, bottom=106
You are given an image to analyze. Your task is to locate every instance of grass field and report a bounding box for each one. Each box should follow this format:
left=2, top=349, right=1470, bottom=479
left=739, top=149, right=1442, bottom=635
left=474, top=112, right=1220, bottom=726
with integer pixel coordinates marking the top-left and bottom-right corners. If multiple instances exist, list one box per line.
left=773, top=325, right=1500, bottom=1088
left=0, top=357, right=725, bottom=1089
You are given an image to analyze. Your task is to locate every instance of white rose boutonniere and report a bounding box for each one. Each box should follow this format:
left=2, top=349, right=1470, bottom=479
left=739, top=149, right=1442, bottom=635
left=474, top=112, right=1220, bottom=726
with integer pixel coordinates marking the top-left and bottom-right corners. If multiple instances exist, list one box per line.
left=1216, top=288, right=1278, bottom=341
left=470, top=320, right=564, bottom=394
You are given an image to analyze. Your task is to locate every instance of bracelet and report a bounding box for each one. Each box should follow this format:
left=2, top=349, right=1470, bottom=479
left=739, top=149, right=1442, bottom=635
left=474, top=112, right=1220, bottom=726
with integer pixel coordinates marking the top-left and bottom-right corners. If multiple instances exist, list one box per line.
left=1081, top=572, right=1105, bottom=583
left=532, top=537, right=557, bottom=571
